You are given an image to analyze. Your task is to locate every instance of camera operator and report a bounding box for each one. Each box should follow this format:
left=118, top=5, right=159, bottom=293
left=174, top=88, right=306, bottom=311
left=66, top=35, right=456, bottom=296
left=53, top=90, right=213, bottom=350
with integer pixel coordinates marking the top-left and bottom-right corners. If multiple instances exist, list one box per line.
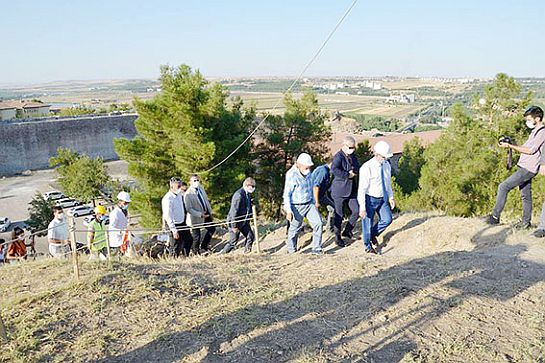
left=487, top=106, right=545, bottom=229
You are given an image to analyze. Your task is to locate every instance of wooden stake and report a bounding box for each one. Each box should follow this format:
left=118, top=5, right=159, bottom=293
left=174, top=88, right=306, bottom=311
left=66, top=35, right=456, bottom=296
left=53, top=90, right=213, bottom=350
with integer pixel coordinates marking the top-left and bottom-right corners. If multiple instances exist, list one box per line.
left=0, top=313, right=7, bottom=342
left=252, top=205, right=261, bottom=253
left=68, top=216, right=80, bottom=281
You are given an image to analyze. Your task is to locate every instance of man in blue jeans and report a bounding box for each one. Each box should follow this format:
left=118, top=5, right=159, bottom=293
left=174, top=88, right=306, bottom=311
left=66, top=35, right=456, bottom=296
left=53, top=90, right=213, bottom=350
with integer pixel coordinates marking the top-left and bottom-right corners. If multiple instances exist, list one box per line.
left=357, top=141, right=395, bottom=254
left=283, top=153, right=324, bottom=254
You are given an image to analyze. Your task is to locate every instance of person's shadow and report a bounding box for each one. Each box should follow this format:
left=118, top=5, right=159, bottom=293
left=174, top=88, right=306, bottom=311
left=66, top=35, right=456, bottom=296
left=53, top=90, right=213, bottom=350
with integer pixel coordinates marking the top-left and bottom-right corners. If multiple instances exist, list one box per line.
left=93, top=226, right=545, bottom=362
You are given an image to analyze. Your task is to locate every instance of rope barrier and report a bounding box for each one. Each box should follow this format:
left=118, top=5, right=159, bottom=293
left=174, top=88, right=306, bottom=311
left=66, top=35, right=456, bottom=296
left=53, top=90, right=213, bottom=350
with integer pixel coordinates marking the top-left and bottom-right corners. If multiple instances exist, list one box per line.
left=196, top=0, right=360, bottom=175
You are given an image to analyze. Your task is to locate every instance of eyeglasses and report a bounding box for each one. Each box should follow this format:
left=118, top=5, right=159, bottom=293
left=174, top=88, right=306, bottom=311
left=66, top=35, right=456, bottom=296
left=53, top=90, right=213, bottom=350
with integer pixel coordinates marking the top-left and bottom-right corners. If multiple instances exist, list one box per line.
left=347, top=146, right=356, bottom=150
left=170, top=177, right=182, bottom=183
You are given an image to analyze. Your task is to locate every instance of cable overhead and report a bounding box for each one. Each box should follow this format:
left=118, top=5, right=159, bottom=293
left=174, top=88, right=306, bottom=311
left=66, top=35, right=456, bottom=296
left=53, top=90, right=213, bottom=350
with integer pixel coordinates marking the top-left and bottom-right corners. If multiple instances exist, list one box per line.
left=198, top=0, right=359, bottom=174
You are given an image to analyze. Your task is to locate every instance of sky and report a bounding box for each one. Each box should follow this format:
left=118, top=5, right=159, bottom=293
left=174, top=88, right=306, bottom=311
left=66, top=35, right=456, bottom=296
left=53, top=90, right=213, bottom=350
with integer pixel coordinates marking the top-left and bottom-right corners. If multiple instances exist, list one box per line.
left=1, top=0, right=544, bottom=84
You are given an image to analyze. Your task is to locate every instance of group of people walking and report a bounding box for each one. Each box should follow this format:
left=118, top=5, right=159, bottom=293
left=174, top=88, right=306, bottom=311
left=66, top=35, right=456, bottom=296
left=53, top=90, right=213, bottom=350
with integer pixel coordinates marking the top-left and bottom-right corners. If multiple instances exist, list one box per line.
left=283, top=136, right=396, bottom=255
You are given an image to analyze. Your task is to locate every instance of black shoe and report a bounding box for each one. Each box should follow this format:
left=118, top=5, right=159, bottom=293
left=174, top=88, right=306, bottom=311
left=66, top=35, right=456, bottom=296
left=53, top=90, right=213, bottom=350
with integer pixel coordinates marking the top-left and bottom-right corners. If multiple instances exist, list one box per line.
left=341, top=230, right=353, bottom=239
left=486, top=215, right=500, bottom=225
left=371, top=236, right=379, bottom=246
left=244, top=245, right=252, bottom=254
left=365, top=247, right=378, bottom=254
left=335, top=238, right=345, bottom=248
left=532, top=229, right=545, bottom=238
left=513, top=221, right=532, bottom=230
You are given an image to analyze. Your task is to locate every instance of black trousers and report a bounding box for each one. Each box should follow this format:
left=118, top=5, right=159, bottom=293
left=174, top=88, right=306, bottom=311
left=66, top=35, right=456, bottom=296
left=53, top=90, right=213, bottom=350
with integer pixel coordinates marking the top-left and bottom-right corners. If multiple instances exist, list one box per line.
left=225, top=222, right=255, bottom=252
left=332, top=196, right=360, bottom=237
left=191, top=216, right=216, bottom=252
left=171, top=223, right=193, bottom=257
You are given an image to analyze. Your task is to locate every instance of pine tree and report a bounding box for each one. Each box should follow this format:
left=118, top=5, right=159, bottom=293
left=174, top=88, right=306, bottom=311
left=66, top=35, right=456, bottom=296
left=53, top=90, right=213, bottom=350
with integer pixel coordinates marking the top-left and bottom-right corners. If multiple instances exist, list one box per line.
left=254, top=91, right=331, bottom=219
left=114, top=65, right=255, bottom=227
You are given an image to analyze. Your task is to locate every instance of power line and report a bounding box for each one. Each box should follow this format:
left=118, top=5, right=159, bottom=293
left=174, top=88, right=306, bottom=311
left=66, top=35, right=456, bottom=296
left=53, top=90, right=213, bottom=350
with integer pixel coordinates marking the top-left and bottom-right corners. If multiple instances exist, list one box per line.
left=198, top=0, right=359, bottom=174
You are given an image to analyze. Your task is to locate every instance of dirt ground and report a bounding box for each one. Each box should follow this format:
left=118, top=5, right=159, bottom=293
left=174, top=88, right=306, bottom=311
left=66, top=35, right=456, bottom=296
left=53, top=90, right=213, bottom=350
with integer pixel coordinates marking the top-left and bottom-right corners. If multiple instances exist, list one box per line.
left=1, top=212, right=544, bottom=362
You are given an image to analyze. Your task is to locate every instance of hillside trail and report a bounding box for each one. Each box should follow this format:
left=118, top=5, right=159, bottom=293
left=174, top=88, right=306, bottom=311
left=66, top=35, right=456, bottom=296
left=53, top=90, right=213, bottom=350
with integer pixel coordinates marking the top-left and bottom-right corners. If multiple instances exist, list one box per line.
left=2, top=213, right=545, bottom=362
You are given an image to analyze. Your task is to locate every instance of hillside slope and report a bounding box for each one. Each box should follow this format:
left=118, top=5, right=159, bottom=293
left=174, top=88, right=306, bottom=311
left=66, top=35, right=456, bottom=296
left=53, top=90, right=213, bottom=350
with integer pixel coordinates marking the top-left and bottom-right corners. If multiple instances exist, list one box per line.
left=1, top=213, right=544, bottom=363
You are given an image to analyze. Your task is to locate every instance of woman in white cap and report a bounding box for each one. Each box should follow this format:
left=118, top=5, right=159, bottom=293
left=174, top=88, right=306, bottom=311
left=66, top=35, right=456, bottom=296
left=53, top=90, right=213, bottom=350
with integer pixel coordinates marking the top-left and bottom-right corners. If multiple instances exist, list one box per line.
left=357, top=141, right=395, bottom=254
left=282, top=153, right=324, bottom=254
left=108, top=191, right=131, bottom=256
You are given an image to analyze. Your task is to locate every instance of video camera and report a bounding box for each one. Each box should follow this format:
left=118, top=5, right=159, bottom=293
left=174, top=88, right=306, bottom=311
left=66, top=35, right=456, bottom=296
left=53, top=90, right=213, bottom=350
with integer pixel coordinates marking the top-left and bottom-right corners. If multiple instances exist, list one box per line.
left=498, top=135, right=513, bottom=145
left=498, top=135, right=513, bottom=170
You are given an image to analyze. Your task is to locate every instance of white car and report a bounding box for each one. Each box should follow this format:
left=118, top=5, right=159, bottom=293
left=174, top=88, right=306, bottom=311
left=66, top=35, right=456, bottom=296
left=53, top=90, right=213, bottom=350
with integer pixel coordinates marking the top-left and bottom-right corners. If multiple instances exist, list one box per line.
left=55, top=198, right=81, bottom=208
left=0, top=217, right=11, bottom=232
left=43, top=191, right=65, bottom=201
left=67, top=206, right=94, bottom=217
left=83, top=215, right=109, bottom=227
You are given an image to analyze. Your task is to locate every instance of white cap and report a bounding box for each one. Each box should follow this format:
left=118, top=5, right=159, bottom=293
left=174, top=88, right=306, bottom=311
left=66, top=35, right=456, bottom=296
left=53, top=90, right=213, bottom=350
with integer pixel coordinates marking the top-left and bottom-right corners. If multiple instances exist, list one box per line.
left=373, top=141, right=393, bottom=158
left=296, top=153, right=314, bottom=166
left=117, top=191, right=131, bottom=202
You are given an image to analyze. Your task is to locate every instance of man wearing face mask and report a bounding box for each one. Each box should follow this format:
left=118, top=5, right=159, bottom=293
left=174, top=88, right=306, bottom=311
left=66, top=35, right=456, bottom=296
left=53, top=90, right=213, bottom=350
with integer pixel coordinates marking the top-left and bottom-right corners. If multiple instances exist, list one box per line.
left=358, top=141, right=395, bottom=254
left=488, top=106, right=545, bottom=229
left=185, top=175, right=215, bottom=255
left=221, top=177, right=257, bottom=254
left=109, top=191, right=131, bottom=256
left=283, top=153, right=324, bottom=254
left=87, top=205, right=108, bottom=261
left=162, top=178, right=193, bottom=257
left=47, top=206, right=70, bottom=258
left=330, top=135, right=361, bottom=247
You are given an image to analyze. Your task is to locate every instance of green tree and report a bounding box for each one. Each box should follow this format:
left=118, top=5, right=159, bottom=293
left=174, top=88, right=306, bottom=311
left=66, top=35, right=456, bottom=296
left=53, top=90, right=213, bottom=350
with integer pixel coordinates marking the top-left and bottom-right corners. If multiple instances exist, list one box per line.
left=395, top=138, right=426, bottom=195
left=415, top=73, right=532, bottom=217
left=114, top=65, right=255, bottom=228
left=354, top=139, right=373, bottom=164
left=254, top=91, right=331, bottom=219
left=49, top=148, right=111, bottom=205
left=26, top=192, right=54, bottom=235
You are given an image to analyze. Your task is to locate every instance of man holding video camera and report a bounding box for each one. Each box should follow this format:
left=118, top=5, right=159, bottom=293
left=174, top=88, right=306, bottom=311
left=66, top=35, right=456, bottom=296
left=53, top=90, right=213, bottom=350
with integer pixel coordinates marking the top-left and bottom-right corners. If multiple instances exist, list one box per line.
left=487, top=106, right=545, bottom=228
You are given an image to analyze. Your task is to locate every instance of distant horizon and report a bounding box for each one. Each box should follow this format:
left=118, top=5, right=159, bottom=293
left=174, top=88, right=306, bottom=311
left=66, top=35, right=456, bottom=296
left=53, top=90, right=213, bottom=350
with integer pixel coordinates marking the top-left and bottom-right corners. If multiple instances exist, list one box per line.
left=3, top=73, right=545, bottom=89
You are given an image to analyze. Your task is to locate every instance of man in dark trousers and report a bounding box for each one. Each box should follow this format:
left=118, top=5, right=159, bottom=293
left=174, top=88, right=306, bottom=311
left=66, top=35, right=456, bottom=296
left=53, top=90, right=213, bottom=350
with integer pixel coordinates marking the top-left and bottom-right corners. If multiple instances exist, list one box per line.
left=330, top=135, right=360, bottom=247
left=220, top=177, right=256, bottom=254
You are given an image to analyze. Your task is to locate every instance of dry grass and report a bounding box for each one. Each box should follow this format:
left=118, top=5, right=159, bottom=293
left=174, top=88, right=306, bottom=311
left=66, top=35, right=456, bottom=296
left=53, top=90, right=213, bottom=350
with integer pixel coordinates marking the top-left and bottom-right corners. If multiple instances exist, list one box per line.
left=1, top=213, right=544, bottom=362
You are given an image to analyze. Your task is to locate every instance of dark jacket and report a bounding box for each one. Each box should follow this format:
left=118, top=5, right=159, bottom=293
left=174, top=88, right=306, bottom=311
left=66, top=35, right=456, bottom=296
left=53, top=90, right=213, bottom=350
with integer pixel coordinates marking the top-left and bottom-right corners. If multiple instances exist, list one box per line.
left=227, top=188, right=252, bottom=229
left=330, top=150, right=360, bottom=198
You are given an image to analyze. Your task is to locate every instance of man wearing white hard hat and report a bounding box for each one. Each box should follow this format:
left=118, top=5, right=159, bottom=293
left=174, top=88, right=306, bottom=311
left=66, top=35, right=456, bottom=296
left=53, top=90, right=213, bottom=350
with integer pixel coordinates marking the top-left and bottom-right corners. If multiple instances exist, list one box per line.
left=357, top=141, right=395, bottom=254
left=282, top=153, right=324, bottom=254
left=108, top=191, right=131, bottom=256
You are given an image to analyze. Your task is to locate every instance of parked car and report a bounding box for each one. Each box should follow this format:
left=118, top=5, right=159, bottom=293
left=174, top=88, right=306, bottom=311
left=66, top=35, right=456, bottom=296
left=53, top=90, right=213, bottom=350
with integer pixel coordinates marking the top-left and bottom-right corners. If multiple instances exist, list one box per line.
left=83, top=215, right=109, bottom=227
left=67, top=206, right=94, bottom=218
left=0, top=217, right=11, bottom=232
left=55, top=198, right=81, bottom=208
left=43, top=191, right=65, bottom=201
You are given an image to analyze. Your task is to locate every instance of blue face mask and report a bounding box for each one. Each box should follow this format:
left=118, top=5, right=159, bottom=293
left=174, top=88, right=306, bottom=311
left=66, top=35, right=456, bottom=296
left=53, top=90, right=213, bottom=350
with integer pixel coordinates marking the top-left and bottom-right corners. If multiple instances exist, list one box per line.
left=120, top=204, right=129, bottom=211
left=98, top=215, right=106, bottom=221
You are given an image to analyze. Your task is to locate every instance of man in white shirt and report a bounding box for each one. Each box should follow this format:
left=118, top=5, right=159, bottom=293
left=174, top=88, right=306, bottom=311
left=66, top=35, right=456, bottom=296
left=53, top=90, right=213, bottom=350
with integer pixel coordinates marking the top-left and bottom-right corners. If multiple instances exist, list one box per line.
left=357, top=141, right=395, bottom=254
left=47, top=206, right=70, bottom=258
left=162, top=178, right=193, bottom=257
left=108, top=191, right=131, bottom=256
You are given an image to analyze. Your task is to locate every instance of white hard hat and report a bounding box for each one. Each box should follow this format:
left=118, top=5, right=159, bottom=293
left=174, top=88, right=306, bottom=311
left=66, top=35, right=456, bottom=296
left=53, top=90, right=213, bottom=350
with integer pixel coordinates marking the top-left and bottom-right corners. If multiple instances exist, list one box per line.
left=373, top=141, right=393, bottom=158
left=117, top=191, right=131, bottom=202
left=296, top=153, right=314, bottom=166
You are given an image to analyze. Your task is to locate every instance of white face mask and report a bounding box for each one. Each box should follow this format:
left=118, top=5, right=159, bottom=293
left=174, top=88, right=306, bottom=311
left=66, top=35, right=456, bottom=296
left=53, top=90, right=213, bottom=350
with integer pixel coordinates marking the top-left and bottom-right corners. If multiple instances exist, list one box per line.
left=301, top=168, right=311, bottom=176
left=344, top=146, right=355, bottom=155
left=191, top=181, right=200, bottom=188
left=173, top=188, right=182, bottom=195
left=526, top=119, right=536, bottom=129
left=246, top=186, right=255, bottom=194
